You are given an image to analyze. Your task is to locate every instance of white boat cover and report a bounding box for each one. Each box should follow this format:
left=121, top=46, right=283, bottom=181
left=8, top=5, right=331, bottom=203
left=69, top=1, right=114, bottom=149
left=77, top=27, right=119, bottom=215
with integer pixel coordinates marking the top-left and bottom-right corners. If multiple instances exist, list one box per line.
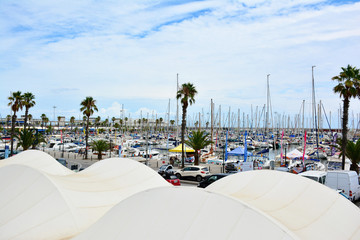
left=206, top=170, right=360, bottom=240
left=73, top=187, right=296, bottom=240
left=0, top=151, right=169, bottom=240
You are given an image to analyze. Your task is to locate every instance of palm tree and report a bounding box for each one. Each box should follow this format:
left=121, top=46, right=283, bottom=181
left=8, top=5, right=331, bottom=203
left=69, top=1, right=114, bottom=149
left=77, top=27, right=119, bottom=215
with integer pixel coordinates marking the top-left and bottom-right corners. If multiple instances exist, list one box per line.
left=185, top=130, right=213, bottom=166
left=103, top=119, right=109, bottom=127
left=95, top=116, right=101, bottom=132
left=177, top=83, right=198, bottom=168
left=15, top=129, right=34, bottom=151
left=41, top=114, right=47, bottom=129
left=70, top=116, right=75, bottom=131
left=194, top=121, right=199, bottom=129
left=159, top=117, right=163, bottom=131
left=337, top=139, right=360, bottom=174
left=8, top=91, right=23, bottom=155
left=91, top=140, right=109, bottom=160
left=43, top=117, right=49, bottom=130
left=46, top=125, right=53, bottom=134
left=332, top=65, right=360, bottom=170
left=124, top=117, right=128, bottom=131
left=22, top=92, right=36, bottom=130
left=155, top=119, right=159, bottom=131
left=32, top=131, right=46, bottom=149
left=112, top=117, right=116, bottom=127
left=170, top=120, right=175, bottom=131
left=80, top=97, right=98, bottom=159
left=6, top=115, right=11, bottom=131
left=119, top=119, right=123, bottom=132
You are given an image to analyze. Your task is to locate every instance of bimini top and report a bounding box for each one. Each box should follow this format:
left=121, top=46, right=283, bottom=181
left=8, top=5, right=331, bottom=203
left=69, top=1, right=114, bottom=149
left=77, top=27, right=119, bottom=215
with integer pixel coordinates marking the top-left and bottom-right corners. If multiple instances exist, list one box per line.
left=206, top=170, right=360, bottom=240
left=0, top=150, right=73, bottom=175
left=73, top=187, right=296, bottom=240
left=0, top=155, right=170, bottom=240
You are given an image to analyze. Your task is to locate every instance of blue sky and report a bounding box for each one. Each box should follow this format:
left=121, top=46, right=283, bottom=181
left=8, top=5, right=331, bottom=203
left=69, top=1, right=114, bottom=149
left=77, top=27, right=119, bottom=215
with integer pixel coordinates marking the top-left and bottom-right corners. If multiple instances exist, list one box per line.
left=1, top=0, right=360, bottom=128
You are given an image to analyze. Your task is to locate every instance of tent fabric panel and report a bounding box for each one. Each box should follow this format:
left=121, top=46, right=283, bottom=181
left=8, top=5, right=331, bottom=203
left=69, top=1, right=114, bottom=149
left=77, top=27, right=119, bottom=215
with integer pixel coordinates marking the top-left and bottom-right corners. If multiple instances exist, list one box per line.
left=73, top=187, right=295, bottom=240
left=206, top=170, right=360, bottom=240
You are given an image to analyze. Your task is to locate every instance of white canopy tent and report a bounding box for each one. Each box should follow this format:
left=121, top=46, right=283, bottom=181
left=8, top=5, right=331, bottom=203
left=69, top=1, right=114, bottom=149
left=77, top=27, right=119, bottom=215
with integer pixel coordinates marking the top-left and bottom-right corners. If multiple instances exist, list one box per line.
left=206, top=170, right=360, bottom=240
left=73, top=187, right=296, bottom=240
left=0, top=151, right=170, bottom=240
left=0, top=150, right=73, bottom=175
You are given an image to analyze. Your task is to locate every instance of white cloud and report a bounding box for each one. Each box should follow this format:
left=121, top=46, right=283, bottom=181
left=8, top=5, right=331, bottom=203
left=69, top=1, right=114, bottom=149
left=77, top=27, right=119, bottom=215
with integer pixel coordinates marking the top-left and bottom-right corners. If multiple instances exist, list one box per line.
left=0, top=0, right=359, bottom=128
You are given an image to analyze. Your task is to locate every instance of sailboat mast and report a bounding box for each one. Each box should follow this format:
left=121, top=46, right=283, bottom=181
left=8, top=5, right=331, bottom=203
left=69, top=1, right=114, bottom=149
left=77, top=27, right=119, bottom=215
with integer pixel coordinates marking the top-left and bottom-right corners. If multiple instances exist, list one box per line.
left=312, top=66, right=320, bottom=160
left=211, top=99, right=214, bottom=151
left=176, top=73, right=179, bottom=141
left=266, top=74, right=270, bottom=140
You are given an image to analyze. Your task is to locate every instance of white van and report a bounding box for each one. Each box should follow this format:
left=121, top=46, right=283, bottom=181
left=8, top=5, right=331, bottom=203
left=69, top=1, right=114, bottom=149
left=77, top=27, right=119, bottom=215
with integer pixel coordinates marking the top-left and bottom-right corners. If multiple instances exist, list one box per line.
left=299, top=171, right=327, bottom=184
left=325, top=171, right=360, bottom=202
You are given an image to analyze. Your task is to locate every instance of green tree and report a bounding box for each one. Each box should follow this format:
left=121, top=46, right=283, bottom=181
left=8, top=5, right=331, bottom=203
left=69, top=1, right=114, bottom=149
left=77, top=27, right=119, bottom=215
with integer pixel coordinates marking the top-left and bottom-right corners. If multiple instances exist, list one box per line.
left=185, top=130, right=213, bottom=166
left=112, top=117, right=116, bottom=127
left=119, top=119, right=123, bottom=132
left=336, top=139, right=360, bottom=174
left=41, top=114, right=47, bottom=129
left=46, top=125, right=53, bottom=134
left=8, top=91, right=23, bottom=155
left=6, top=115, right=11, bottom=130
left=176, top=83, right=198, bottom=168
left=80, top=97, right=98, bottom=159
left=159, top=117, right=163, bottom=130
left=124, top=117, right=128, bottom=131
left=170, top=120, right=175, bottom=130
left=91, top=139, right=109, bottom=160
left=155, top=119, right=159, bottom=131
left=95, top=116, right=101, bottom=131
left=32, top=132, right=46, bottom=149
left=22, top=92, right=36, bottom=130
left=43, top=117, right=49, bottom=129
left=15, top=129, right=34, bottom=150
left=332, top=65, right=360, bottom=170
left=103, top=118, right=109, bottom=127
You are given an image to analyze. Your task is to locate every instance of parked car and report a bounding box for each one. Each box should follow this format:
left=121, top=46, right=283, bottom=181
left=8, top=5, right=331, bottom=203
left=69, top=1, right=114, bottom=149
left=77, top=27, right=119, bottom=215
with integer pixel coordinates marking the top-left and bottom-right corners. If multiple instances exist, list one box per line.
left=325, top=170, right=360, bottom=202
left=162, top=173, right=181, bottom=186
left=56, top=158, right=68, bottom=167
left=158, top=164, right=174, bottom=175
left=174, top=166, right=210, bottom=182
left=299, top=171, right=327, bottom=184
left=225, top=162, right=237, bottom=173
left=198, top=173, right=230, bottom=188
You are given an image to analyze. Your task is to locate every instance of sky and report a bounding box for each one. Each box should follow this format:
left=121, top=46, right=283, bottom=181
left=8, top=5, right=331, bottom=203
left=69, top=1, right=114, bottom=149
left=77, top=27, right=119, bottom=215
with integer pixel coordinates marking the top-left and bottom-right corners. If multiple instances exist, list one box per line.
left=1, top=0, right=360, bottom=128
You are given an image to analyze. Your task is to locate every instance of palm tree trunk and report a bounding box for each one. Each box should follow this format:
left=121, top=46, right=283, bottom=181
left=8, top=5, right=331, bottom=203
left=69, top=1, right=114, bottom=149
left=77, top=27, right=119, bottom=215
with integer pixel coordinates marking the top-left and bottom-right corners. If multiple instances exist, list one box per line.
left=342, top=98, right=349, bottom=170
left=24, top=108, right=29, bottom=130
left=10, top=114, right=16, bottom=156
left=181, top=105, right=187, bottom=168
left=85, top=117, right=89, bottom=159
left=194, top=150, right=199, bottom=166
